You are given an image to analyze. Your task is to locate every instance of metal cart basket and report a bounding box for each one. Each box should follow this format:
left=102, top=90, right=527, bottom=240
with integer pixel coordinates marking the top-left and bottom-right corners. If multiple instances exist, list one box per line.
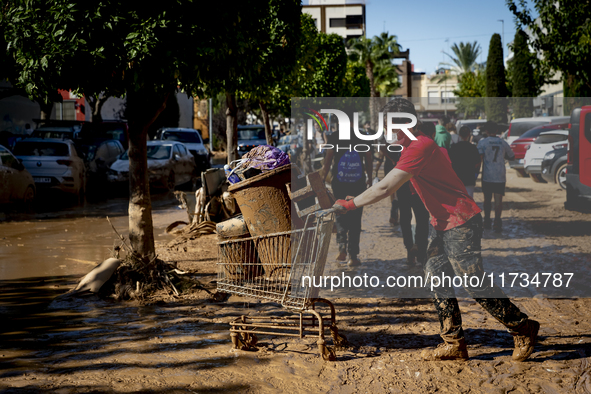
left=216, top=210, right=347, bottom=361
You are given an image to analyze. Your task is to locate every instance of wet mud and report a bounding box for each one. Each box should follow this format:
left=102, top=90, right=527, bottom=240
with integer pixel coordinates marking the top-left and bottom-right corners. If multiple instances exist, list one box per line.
left=1, top=172, right=591, bottom=393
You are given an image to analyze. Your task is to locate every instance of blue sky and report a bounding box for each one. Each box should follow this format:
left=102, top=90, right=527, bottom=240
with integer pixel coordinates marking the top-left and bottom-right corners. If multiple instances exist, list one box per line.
left=305, top=0, right=530, bottom=74
left=366, top=0, right=524, bottom=73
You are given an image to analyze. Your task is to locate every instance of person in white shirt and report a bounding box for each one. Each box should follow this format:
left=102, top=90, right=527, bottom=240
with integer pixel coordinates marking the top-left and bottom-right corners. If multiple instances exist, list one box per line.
left=477, top=121, right=515, bottom=232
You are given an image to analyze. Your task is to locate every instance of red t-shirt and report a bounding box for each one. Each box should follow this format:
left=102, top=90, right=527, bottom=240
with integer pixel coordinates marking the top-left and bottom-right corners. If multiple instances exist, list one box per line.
left=395, top=134, right=481, bottom=231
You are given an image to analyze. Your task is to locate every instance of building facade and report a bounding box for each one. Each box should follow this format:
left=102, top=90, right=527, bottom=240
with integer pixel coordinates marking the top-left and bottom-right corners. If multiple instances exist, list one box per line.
left=303, top=0, right=365, bottom=43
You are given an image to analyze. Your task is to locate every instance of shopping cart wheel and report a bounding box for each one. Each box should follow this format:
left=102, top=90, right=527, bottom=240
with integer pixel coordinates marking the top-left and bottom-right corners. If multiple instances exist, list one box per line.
left=330, top=326, right=348, bottom=349
left=322, top=346, right=337, bottom=361
left=241, top=332, right=258, bottom=348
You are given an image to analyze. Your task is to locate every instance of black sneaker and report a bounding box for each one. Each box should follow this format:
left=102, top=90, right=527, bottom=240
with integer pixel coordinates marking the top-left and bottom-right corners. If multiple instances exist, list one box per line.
left=493, top=218, right=502, bottom=233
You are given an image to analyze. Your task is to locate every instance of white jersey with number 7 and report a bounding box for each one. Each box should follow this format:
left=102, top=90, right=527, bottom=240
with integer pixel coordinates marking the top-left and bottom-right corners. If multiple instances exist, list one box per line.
left=477, top=136, right=515, bottom=183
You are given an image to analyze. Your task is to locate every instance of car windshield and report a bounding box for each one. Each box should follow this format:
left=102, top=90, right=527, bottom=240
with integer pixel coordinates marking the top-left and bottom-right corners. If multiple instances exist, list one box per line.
left=510, top=121, right=547, bottom=137
left=13, top=141, right=69, bottom=156
left=162, top=131, right=202, bottom=143
left=520, top=126, right=561, bottom=139
left=238, top=129, right=266, bottom=140
left=535, top=134, right=567, bottom=144
left=120, top=145, right=171, bottom=160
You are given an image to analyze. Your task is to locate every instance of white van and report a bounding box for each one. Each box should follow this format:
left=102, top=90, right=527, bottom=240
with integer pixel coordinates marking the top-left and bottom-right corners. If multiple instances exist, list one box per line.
left=505, top=116, right=570, bottom=144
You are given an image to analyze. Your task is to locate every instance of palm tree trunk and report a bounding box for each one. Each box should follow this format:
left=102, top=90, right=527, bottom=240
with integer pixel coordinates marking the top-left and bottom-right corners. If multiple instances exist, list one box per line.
left=366, top=60, right=379, bottom=130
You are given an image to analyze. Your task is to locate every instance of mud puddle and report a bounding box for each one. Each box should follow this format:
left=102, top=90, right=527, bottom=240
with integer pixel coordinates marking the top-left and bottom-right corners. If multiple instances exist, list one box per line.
left=0, top=194, right=186, bottom=281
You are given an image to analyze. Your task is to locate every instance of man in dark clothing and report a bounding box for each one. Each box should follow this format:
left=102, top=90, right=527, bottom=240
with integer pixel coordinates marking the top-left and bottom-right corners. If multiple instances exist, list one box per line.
left=321, top=131, right=372, bottom=267
left=448, top=126, right=482, bottom=198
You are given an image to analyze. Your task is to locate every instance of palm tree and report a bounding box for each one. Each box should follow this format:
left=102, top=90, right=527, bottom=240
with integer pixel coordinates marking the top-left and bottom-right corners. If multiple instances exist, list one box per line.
left=434, top=41, right=482, bottom=84
left=348, top=32, right=401, bottom=128
left=348, top=32, right=401, bottom=98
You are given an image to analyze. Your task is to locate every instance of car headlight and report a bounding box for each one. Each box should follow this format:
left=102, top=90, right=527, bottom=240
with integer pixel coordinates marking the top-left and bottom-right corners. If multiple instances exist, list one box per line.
left=544, top=152, right=555, bottom=160
left=197, top=149, right=208, bottom=155
left=107, top=169, right=118, bottom=176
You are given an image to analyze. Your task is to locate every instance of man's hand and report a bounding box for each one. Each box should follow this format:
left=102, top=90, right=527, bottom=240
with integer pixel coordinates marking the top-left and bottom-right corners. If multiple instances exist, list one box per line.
left=332, top=196, right=357, bottom=214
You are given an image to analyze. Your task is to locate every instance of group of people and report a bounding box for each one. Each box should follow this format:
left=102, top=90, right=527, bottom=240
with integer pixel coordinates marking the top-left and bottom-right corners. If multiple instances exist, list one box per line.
left=319, top=98, right=537, bottom=362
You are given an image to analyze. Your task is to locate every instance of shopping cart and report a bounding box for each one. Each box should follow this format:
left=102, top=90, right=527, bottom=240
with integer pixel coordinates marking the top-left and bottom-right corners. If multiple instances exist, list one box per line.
left=216, top=209, right=347, bottom=361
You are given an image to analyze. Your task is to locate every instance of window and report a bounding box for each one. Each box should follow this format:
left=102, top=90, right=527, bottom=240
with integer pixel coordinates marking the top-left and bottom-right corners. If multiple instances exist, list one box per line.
left=329, top=18, right=346, bottom=28
left=428, top=91, right=439, bottom=105
left=346, top=15, right=363, bottom=29
left=441, top=91, right=456, bottom=104
left=398, top=75, right=403, bottom=86
left=312, top=18, right=317, bottom=27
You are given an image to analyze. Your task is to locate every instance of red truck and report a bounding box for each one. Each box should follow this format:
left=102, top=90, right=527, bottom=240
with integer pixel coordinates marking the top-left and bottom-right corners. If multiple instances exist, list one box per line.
left=565, top=106, right=591, bottom=211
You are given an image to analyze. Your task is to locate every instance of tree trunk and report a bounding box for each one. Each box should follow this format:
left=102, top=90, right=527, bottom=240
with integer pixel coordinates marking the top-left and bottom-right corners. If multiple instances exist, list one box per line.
left=39, top=101, right=53, bottom=121
left=366, top=60, right=378, bottom=130
left=259, top=101, right=274, bottom=146
left=126, top=89, right=171, bottom=260
left=86, top=94, right=108, bottom=123
left=226, top=92, right=238, bottom=164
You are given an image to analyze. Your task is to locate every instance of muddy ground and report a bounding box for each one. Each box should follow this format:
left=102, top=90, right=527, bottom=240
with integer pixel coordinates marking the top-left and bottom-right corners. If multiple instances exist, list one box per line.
left=1, top=170, right=591, bottom=393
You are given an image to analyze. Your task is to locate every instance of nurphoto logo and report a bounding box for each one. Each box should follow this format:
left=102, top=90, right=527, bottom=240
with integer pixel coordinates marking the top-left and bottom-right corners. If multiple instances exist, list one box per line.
left=305, top=109, right=418, bottom=152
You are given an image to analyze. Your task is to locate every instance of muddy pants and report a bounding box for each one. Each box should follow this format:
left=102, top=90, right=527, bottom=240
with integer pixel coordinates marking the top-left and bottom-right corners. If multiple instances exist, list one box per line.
left=332, top=179, right=366, bottom=257
left=397, top=181, right=429, bottom=259
left=424, top=213, right=528, bottom=341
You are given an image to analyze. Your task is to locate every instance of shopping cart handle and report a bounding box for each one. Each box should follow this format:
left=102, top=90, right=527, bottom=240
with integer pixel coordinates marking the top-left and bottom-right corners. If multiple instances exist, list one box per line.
left=314, top=207, right=338, bottom=217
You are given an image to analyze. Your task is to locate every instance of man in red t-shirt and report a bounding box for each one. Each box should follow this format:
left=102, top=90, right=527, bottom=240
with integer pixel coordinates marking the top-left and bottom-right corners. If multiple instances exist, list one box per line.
left=333, top=98, right=539, bottom=362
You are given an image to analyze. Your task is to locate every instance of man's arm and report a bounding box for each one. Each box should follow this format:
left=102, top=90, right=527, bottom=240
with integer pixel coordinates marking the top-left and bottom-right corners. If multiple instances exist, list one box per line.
left=351, top=168, right=413, bottom=208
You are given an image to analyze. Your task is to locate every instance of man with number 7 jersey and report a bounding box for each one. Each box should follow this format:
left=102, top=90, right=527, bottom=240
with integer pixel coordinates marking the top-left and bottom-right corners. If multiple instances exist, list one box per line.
left=477, top=122, right=515, bottom=233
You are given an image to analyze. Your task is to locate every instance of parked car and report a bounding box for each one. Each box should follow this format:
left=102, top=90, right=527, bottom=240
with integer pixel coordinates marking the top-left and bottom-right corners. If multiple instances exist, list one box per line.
left=237, top=125, right=267, bottom=157
left=541, top=146, right=568, bottom=189
left=76, top=139, right=125, bottom=192
left=13, top=138, right=86, bottom=201
left=107, top=141, right=195, bottom=190
left=455, top=119, right=488, bottom=134
left=0, top=144, right=36, bottom=209
left=509, top=123, right=569, bottom=177
left=31, top=125, right=81, bottom=141
left=523, top=130, right=569, bottom=183
left=154, top=128, right=209, bottom=171
left=565, top=106, right=591, bottom=211
left=505, top=116, right=570, bottom=144
left=276, top=134, right=302, bottom=159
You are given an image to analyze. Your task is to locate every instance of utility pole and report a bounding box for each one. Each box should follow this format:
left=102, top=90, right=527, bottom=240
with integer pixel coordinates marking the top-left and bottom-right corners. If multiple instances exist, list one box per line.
left=498, top=19, right=504, bottom=50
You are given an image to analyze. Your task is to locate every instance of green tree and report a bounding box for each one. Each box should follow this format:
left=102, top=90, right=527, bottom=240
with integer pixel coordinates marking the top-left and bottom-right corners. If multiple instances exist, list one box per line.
left=485, top=33, right=508, bottom=123
left=510, top=29, right=538, bottom=117
left=2, top=0, right=300, bottom=262
left=507, top=0, right=591, bottom=98
left=348, top=32, right=400, bottom=98
left=344, top=62, right=370, bottom=97
left=434, top=41, right=481, bottom=85
left=453, top=69, right=486, bottom=117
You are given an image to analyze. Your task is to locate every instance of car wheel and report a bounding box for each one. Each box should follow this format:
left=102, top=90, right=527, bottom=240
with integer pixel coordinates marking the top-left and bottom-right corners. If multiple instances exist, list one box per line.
left=515, top=169, right=529, bottom=178
left=555, top=163, right=567, bottom=190
left=166, top=171, right=176, bottom=190
left=530, top=173, right=547, bottom=183
left=21, top=185, right=35, bottom=213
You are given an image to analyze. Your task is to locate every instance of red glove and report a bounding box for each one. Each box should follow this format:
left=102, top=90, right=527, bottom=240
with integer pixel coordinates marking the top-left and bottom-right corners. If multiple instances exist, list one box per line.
left=333, top=197, right=357, bottom=212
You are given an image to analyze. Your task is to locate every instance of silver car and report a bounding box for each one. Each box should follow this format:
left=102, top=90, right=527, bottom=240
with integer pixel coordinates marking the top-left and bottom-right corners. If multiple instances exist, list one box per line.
left=108, top=141, right=195, bottom=190
left=0, top=144, right=36, bottom=209
left=13, top=138, right=86, bottom=200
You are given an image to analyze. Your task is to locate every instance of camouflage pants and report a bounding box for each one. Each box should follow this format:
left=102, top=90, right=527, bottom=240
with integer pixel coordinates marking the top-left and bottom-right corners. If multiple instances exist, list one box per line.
left=424, top=213, right=528, bottom=341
